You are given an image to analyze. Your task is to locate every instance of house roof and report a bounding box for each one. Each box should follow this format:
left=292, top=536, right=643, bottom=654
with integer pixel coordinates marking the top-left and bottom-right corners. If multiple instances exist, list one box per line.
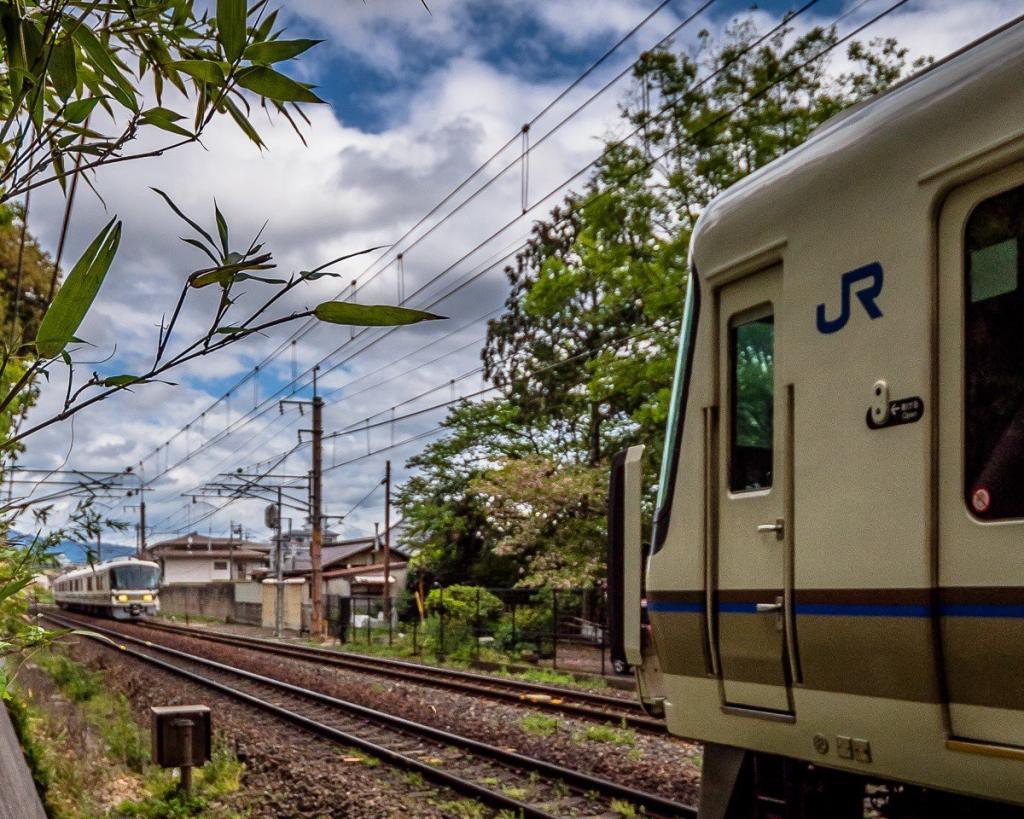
left=321, top=561, right=407, bottom=580
left=151, top=532, right=270, bottom=552
left=153, top=549, right=268, bottom=560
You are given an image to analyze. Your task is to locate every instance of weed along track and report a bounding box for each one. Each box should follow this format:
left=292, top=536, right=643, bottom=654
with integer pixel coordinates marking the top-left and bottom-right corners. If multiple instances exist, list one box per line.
left=43, top=612, right=695, bottom=818
left=133, top=616, right=665, bottom=732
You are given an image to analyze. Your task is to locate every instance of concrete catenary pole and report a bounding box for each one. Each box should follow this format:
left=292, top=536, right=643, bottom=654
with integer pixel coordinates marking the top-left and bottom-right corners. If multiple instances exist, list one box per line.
left=275, top=486, right=283, bottom=638
left=310, top=367, right=325, bottom=640
left=383, top=460, right=391, bottom=625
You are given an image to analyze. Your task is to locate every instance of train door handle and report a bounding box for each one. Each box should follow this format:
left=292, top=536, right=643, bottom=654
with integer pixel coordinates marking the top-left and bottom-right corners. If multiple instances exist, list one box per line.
left=756, top=602, right=783, bottom=613
left=757, top=519, right=785, bottom=540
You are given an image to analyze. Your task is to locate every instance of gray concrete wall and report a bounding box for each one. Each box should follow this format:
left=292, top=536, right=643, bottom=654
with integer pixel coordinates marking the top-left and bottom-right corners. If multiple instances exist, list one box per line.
left=159, top=584, right=235, bottom=620
left=232, top=601, right=262, bottom=626
left=0, top=704, right=46, bottom=819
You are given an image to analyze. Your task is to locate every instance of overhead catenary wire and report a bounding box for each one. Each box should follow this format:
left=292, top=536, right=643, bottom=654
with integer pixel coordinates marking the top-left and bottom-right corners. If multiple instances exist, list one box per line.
left=133, top=0, right=715, bottom=473
left=154, top=0, right=892, bottom=514
left=147, top=0, right=910, bottom=533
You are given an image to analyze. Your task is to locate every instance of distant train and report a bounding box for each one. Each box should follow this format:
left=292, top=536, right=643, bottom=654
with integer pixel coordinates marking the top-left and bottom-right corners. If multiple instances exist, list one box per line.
left=53, top=557, right=160, bottom=619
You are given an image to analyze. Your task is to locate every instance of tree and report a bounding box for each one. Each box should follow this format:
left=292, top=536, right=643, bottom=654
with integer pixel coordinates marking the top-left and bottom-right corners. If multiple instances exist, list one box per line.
left=399, top=399, right=539, bottom=587
left=412, top=17, right=928, bottom=588
left=484, top=21, right=927, bottom=473
left=0, top=0, right=437, bottom=693
left=471, top=455, right=607, bottom=589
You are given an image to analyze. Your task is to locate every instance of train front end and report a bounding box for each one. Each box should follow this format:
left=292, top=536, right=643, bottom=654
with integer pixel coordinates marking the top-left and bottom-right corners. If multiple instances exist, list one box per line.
left=109, top=561, right=160, bottom=619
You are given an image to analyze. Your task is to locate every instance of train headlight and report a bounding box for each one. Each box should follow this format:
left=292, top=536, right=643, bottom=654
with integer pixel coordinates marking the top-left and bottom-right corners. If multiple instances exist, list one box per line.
left=117, top=594, right=129, bottom=602
left=143, top=594, right=153, bottom=602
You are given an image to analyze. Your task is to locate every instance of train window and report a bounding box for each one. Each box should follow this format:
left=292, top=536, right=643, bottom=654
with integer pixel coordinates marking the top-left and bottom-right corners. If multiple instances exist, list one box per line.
left=965, top=184, right=1024, bottom=519
left=214, top=561, right=228, bottom=571
left=112, top=566, right=160, bottom=590
left=729, top=311, right=774, bottom=492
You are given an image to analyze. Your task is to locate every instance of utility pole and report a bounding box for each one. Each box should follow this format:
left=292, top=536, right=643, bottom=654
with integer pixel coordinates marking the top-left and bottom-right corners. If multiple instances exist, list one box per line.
left=138, top=463, right=147, bottom=558
left=275, top=487, right=283, bottom=638
left=277, top=372, right=326, bottom=640
left=383, top=460, right=391, bottom=626
left=310, top=368, right=325, bottom=640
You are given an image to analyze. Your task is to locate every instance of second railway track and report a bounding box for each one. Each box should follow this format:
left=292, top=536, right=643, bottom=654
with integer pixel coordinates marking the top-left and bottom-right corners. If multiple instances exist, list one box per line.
left=124, top=615, right=666, bottom=732
left=42, top=611, right=694, bottom=818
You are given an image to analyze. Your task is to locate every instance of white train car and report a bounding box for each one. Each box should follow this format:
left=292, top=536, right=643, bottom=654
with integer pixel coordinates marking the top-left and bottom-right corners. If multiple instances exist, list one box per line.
left=53, top=557, right=160, bottom=619
left=608, top=16, right=1024, bottom=819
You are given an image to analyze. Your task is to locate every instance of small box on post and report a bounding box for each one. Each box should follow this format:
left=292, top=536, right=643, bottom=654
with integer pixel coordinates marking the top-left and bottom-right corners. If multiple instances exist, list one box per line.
left=150, top=705, right=211, bottom=793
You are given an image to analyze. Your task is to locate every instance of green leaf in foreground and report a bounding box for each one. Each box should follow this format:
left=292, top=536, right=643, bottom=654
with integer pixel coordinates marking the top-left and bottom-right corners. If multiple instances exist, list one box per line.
left=313, top=302, right=444, bottom=327
left=101, top=374, right=176, bottom=388
left=172, top=59, right=226, bottom=86
left=217, top=0, right=247, bottom=63
left=64, top=97, right=101, bottom=123
left=35, top=220, right=122, bottom=359
left=236, top=66, right=324, bottom=104
left=244, top=39, right=322, bottom=64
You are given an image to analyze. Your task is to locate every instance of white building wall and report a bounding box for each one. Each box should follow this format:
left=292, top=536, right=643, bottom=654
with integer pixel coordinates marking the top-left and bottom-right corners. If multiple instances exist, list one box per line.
left=163, top=559, right=213, bottom=584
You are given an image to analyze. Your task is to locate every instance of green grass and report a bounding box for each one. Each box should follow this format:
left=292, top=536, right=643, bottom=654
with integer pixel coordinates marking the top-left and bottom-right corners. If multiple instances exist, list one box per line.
left=340, top=747, right=380, bottom=767
left=36, top=650, right=103, bottom=703
left=519, top=712, right=560, bottom=737
left=431, top=799, right=489, bottom=818
left=610, top=798, right=644, bottom=816
left=118, top=742, right=244, bottom=817
left=575, top=723, right=637, bottom=747
left=501, top=785, right=527, bottom=799
left=21, top=647, right=244, bottom=817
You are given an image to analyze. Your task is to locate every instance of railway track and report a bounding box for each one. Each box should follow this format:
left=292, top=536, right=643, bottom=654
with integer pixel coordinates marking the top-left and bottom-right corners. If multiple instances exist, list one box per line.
left=43, top=611, right=695, bottom=818
left=125, top=616, right=666, bottom=733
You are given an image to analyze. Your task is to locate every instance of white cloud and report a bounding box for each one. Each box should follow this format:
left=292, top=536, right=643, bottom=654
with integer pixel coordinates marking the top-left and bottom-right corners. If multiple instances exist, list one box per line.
left=15, top=0, right=1022, bottom=543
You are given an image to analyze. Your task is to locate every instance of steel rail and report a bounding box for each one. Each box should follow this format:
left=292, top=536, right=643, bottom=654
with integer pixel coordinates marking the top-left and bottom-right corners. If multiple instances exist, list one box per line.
left=43, top=611, right=695, bottom=818
left=134, top=617, right=665, bottom=732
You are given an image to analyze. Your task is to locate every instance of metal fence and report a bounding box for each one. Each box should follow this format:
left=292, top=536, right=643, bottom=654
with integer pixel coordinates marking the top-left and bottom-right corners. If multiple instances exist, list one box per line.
left=325, top=586, right=612, bottom=676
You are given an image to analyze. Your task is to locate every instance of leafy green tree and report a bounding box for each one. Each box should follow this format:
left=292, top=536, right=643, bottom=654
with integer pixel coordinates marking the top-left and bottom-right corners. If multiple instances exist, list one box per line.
left=484, top=22, right=927, bottom=472
left=410, top=17, right=928, bottom=588
left=399, top=399, right=541, bottom=587
left=471, top=455, right=608, bottom=588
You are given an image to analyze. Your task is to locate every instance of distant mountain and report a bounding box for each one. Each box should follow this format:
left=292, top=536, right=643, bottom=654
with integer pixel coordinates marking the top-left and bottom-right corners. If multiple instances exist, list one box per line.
left=50, top=539, right=136, bottom=565
left=9, top=530, right=136, bottom=566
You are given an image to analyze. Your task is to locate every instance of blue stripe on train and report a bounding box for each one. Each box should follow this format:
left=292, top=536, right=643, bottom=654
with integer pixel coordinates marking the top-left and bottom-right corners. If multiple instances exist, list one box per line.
left=647, top=601, right=1024, bottom=618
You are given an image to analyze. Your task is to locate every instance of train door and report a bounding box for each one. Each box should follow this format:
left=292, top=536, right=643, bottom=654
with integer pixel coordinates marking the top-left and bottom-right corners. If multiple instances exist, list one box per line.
left=938, top=168, right=1024, bottom=748
left=714, top=266, right=793, bottom=715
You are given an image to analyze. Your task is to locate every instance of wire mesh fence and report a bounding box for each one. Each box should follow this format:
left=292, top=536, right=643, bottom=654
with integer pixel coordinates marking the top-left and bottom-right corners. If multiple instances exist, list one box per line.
left=324, top=586, right=611, bottom=676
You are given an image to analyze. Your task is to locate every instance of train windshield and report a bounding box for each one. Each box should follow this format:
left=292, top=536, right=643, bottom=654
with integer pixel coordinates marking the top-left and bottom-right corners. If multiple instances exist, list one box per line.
left=652, top=272, right=700, bottom=551
left=111, top=565, right=159, bottom=590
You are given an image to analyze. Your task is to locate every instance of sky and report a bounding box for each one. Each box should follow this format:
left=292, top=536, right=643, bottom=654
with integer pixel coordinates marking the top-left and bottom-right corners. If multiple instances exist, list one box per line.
left=12, top=0, right=1023, bottom=547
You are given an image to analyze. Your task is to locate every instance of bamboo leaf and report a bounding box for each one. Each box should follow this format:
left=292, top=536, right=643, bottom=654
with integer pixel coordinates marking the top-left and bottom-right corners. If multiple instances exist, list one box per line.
left=214, top=202, right=229, bottom=256
left=222, top=96, right=264, bottom=147
left=235, top=66, right=324, bottom=104
left=217, top=0, right=247, bottom=62
left=64, top=96, right=100, bottom=123
left=188, top=255, right=275, bottom=288
left=300, top=245, right=389, bottom=279
left=214, top=326, right=257, bottom=336
left=151, top=188, right=216, bottom=248
left=141, top=107, right=193, bottom=137
left=49, top=36, right=78, bottom=99
left=64, top=17, right=138, bottom=112
left=172, top=59, right=225, bottom=85
left=35, top=220, right=122, bottom=358
left=2, top=10, right=26, bottom=97
left=313, top=302, right=444, bottom=327
left=244, top=38, right=321, bottom=65
left=101, top=374, right=176, bottom=387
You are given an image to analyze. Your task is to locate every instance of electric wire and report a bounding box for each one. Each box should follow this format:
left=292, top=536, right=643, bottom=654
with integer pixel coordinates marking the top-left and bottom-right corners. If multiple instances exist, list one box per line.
left=143, top=0, right=909, bottom=532
left=132, top=0, right=714, bottom=470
